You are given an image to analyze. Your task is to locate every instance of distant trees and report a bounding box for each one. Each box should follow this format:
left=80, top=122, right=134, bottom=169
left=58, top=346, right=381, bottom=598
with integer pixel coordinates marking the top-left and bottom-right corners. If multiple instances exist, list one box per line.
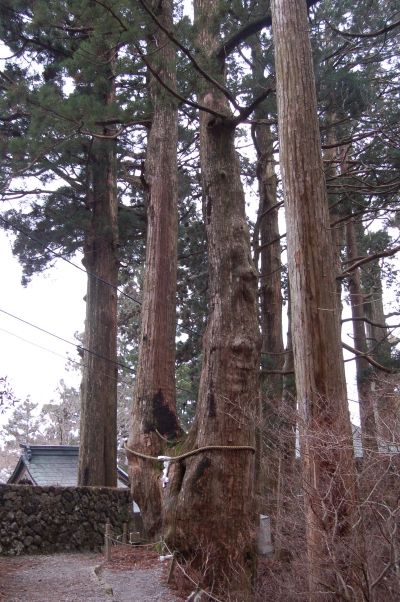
left=1, top=398, right=43, bottom=445
left=1, top=383, right=80, bottom=450
left=41, top=380, right=80, bottom=446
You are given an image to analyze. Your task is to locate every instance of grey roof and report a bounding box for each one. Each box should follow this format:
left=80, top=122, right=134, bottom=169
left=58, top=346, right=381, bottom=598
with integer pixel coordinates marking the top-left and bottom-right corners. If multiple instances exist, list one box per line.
left=8, top=444, right=129, bottom=487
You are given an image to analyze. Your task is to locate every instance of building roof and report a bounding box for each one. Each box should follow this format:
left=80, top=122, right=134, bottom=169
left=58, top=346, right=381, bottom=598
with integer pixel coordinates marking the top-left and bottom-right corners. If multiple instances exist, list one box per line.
left=7, top=444, right=129, bottom=488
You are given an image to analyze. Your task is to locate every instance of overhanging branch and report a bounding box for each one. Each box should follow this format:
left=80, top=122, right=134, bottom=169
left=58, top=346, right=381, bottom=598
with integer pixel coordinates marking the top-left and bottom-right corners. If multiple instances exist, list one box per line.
left=342, top=342, right=397, bottom=374
left=215, top=0, right=320, bottom=60
left=337, top=246, right=400, bottom=280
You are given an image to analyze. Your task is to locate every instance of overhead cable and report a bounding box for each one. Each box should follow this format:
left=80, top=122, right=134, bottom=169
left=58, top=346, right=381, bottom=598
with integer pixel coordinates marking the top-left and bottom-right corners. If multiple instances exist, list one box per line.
left=0, top=316, right=195, bottom=397
left=0, top=307, right=135, bottom=373
left=0, top=214, right=142, bottom=304
left=0, top=214, right=202, bottom=338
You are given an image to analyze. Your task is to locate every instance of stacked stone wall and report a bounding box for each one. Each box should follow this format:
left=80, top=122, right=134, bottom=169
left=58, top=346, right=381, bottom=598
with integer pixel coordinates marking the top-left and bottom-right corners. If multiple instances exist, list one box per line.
left=0, top=484, right=134, bottom=556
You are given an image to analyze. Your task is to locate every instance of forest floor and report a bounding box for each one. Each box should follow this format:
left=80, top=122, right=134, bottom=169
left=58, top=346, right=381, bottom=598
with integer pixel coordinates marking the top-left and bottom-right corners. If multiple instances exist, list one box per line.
left=0, top=546, right=183, bottom=602
left=0, top=545, right=287, bottom=602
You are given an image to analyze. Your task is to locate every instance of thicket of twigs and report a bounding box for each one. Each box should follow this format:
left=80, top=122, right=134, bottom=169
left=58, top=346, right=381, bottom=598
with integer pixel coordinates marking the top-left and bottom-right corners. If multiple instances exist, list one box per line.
left=257, top=374, right=400, bottom=602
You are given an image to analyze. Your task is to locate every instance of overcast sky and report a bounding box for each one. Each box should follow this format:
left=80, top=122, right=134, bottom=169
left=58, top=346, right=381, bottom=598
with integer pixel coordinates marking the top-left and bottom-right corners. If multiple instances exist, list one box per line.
left=0, top=228, right=86, bottom=425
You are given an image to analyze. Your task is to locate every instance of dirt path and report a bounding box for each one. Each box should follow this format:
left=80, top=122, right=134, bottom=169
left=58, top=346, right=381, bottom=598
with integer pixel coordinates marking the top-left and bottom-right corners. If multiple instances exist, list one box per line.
left=0, top=548, right=181, bottom=602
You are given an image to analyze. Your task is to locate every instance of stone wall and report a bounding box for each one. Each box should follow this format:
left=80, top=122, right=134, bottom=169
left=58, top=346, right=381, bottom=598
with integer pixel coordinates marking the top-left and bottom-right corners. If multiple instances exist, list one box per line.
left=0, top=484, right=135, bottom=556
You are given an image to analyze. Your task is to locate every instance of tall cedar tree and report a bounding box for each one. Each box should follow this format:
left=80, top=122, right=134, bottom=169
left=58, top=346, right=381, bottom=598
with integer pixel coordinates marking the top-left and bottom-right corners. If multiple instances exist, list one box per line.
left=127, top=0, right=183, bottom=537
left=0, top=0, right=147, bottom=485
left=160, top=1, right=263, bottom=598
left=271, top=0, right=363, bottom=599
left=78, top=47, right=119, bottom=486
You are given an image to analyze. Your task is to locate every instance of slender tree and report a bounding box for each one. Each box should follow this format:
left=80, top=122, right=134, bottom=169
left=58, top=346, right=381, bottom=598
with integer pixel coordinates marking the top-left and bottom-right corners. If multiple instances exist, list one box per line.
left=127, top=0, right=182, bottom=537
left=271, top=0, right=362, bottom=598
left=345, top=215, right=378, bottom=453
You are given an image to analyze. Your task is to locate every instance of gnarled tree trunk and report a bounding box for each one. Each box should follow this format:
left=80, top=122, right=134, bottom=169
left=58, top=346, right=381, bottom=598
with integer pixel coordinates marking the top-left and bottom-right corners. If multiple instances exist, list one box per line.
left=161, top=2, right=261, bottom=600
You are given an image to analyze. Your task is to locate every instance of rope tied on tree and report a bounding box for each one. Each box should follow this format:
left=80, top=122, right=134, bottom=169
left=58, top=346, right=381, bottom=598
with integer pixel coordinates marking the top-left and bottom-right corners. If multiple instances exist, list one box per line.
left=125, top=442, right=256, bottom=488
left=124, top=442, right=256, bottom=463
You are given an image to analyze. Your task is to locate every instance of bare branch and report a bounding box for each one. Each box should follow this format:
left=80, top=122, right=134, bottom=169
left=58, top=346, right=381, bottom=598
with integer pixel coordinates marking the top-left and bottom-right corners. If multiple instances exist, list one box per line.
left=133, top=42, right=227, bottom=119
left=326, top=16, right=400, bottom=40
left=341, top=316, right=400, bottom=329
left=337, top=246, right=400, bottom=280
left=215, top=0, right=320, bottom=59
left=342, top=342, right=397, bottom=373
left=138, top=0, right=241, bottom=112
left=233, top=86, right=275, bottom=124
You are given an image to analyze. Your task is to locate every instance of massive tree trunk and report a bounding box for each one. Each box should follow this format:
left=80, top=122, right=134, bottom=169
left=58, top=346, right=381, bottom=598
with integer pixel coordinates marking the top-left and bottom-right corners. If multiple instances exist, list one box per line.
left=160, top=2, right=262, bottom=600
left=78, top=128, right=119, bottom=487
left=271, top=0, right=362, bottom=599
left=127, top=0, right=182, bottom=539
left=346, top=216, right=378, bottom=453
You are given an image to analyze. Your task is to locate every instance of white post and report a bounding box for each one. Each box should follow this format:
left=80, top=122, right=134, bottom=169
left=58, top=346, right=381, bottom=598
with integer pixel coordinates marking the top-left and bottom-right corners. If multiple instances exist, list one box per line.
left=105, top=522, right=111, bottom=561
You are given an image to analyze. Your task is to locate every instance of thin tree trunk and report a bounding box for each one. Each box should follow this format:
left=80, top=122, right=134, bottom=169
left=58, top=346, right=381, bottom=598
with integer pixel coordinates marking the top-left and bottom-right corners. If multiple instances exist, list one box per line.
left=364, top=283, right=395, bottom=444
left=275, top=285, right=296, bottom=560
left=271, top=1, right=363, bottom=599
left=346, top=217, right=378, bottom=454
left=161, top=2, right=261, bottom=599
left=127, top=0, right=181, bottom=539
left=250, top=35, right=284, bottom=542
left=78, top=130, right=119, bottom=487
left=253, top=117, right=284, bottom=550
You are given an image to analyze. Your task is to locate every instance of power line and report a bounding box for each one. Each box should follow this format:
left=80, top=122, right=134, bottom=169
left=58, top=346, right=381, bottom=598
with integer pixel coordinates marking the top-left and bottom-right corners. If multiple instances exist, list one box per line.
left=0, top=213, right=202, bottom=338
left=0, top=315, right=195, bottom=397
left=0, top=214, right=142, bottom=305
left=0, top=327, right=124, bottom=383
left=0, top=308, right=135, bottom=373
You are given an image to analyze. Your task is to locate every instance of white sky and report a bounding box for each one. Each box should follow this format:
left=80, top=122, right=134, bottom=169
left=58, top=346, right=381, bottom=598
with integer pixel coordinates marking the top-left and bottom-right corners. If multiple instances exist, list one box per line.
left=0, top=229, right=86, bottom=425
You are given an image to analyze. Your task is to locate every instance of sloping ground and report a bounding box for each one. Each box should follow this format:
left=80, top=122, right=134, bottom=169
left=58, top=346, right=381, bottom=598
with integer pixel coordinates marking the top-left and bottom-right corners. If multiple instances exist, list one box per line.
left=0, top=548, right=181, bottom=602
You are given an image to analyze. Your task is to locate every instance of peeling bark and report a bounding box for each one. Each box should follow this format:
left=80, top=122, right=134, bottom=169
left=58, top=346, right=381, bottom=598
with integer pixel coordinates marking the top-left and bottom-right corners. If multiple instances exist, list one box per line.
left=127, top=0, right=182, bottom=539
left=271, top=0, right=362, bottom=598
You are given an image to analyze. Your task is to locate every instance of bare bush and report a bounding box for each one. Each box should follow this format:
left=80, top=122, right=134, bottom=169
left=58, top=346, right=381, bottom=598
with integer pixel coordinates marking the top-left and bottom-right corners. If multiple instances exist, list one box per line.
left=258, top=385, right=400, bottom=602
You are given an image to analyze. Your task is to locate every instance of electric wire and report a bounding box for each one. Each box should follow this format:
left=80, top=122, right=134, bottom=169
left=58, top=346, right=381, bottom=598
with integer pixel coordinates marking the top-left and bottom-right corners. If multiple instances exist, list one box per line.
left=0, top=214, right=202, bottom=338
left=0, top=307, right=135, bottom=373
left=0, top=326, right=119, bottom=383
left=0, top=214, right=142, bottom=305
left=0, top=314, right=195, bottom=396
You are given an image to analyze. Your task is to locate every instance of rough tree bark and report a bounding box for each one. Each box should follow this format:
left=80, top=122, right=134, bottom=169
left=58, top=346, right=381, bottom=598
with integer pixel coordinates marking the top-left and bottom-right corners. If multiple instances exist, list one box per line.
left=160, top=2, right=262, bottom=599
left=271, top=0, right=363, bottom=599
left=127, top=0, right=182, bottom=538
left=78, top=113, right=119, bottom=486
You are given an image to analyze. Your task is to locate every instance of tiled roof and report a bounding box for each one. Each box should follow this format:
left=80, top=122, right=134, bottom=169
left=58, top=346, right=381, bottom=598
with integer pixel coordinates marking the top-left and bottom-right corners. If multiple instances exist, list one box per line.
left=8, top=444, right=129, bottom=487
